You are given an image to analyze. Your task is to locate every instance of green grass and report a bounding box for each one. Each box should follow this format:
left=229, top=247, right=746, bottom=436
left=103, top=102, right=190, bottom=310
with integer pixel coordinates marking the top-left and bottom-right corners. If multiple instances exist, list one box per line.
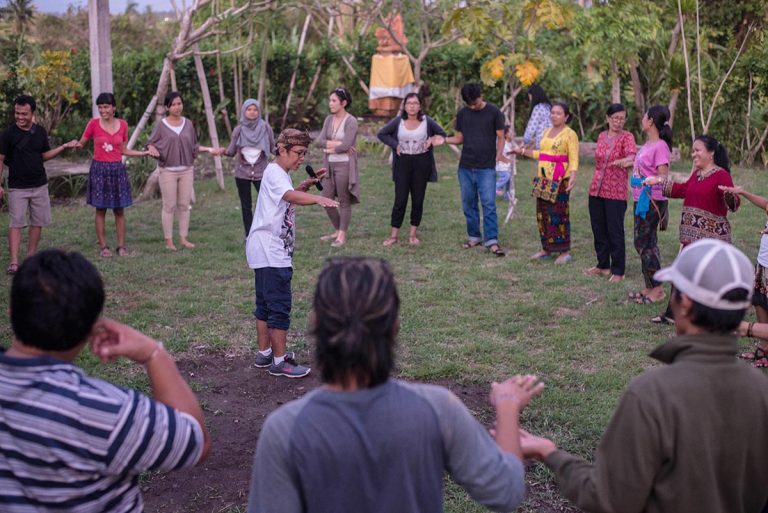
left=1, top=147, right=765, bottom=511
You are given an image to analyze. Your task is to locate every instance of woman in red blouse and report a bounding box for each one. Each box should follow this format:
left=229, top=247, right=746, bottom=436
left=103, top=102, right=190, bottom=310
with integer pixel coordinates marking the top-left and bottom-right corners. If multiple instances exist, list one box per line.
left=585, top=103, right=636, bottom=282
left=77, top=93, right=151, bottom=257
left=643, top=134, right=739, bottom=323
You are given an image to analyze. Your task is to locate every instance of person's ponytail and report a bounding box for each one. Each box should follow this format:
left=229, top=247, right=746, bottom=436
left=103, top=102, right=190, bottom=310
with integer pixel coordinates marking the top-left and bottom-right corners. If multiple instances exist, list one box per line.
left=647, top=105, right=673, bottom=151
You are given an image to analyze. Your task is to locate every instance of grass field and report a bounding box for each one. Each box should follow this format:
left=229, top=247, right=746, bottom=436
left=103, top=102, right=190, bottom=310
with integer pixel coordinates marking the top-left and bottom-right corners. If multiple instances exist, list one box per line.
left=1, top=145, right=765, bottom=512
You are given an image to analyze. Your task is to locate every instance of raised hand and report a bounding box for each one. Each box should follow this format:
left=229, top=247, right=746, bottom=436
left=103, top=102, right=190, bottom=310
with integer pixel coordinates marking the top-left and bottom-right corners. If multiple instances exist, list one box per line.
left=89, top=318, right=161, bottom=365
left=489, top=374, right=545, bottom=411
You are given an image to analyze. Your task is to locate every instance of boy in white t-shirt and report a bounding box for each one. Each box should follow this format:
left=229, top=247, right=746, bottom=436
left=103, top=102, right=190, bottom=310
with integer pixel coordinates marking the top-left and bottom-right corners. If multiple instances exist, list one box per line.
left=246, top=129, right=339, bottom=378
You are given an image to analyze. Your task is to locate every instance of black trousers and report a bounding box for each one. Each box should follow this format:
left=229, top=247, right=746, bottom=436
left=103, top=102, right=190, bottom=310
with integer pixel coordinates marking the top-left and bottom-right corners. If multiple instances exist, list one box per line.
left=391, top=152, right=432, bottom=228
left=236, top=177, right=261, bottom=236
left=588, top=195, right=627, bottom=275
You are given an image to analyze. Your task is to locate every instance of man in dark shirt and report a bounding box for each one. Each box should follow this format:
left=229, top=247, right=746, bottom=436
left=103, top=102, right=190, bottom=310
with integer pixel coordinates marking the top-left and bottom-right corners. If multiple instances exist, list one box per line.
left=445, top=83, right=508, bottom=256
left=0, top=95, right=78, bottom=274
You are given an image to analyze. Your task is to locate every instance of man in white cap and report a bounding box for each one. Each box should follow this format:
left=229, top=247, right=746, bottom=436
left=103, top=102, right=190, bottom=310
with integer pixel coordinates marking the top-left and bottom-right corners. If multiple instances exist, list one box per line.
left=519, top=239, right=768, bottom=513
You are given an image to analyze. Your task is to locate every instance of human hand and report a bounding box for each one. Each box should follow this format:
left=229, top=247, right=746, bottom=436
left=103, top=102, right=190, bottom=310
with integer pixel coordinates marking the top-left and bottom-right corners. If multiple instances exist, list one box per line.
left=736, top=321, right=750, bottom=337
left=642, top=176, right=658, bottom=186
left=489, top=375, right=545, bottom=412
left=314, top=167, right=328, bottom=180
left=147, top=145, right=160, bottom=158
left=432, top=135, right=445, bottom=147
left=718, top=185, right=743, bottom=196
left=566, top=176, right=576, bottom=192
left=396, top=144, right=402, bottom=156
left=63, top=140, right=79, bottom=149
left=89, top=318, right=161, bottom=365
left=316, top=196, right=340, bottom=209
left=519, top=429, right=558, bottom=460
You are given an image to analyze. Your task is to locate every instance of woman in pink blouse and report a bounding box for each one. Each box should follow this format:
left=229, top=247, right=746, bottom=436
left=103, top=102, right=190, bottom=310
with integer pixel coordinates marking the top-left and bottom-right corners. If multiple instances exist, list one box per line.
left=585, top=103, right=636, bottom=282
left=77, top=93, right=152, bottom=257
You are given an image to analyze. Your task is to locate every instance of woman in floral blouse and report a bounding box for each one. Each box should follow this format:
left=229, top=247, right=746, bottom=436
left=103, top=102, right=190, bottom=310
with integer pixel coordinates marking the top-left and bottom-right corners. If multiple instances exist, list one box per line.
left=584, top=103, right=636, bottom=282
left=522, top=84, right=552, bottom=150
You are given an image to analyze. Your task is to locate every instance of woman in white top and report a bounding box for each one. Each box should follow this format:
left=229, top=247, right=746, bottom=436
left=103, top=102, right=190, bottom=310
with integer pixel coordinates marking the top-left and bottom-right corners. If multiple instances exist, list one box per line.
left=377, top=93, right=447, bottom=246
left=147, top=91, right=221, bottom=250
left=315, top=87, right=359, bottom=248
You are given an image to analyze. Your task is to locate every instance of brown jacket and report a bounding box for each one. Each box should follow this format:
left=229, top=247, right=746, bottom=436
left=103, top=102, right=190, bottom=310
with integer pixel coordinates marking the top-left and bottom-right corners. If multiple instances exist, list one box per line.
left=545, top=333, right=768, bottom=513
left=315, top=114, right=360, bottom=203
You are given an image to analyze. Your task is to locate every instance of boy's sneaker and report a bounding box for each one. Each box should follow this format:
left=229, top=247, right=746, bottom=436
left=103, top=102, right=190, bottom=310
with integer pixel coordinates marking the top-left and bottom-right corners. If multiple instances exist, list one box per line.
left=268, top=359, right=311, bottom=378
left=254, top=351, right=294, bottom=368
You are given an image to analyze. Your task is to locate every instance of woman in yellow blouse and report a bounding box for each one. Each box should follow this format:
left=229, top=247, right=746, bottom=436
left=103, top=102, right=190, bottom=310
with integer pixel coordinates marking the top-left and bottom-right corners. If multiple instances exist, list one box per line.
left=515, top=102, right=579, bottom=264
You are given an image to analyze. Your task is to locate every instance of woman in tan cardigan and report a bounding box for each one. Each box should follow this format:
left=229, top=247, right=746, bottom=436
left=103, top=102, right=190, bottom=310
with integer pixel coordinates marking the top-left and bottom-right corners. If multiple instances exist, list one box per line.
left=147, top=91, right=220, bottom=251
left=315, top=87, right=359, bottom=247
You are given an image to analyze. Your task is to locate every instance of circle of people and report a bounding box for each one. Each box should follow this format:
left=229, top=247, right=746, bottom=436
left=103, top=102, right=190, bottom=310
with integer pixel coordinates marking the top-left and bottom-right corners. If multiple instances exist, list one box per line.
left=1, top=82, right=767, bottom=513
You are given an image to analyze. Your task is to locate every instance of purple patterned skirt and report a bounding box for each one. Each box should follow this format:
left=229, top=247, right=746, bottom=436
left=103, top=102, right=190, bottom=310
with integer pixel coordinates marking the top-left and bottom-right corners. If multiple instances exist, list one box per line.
left=87, top=160, right=133, bottom=209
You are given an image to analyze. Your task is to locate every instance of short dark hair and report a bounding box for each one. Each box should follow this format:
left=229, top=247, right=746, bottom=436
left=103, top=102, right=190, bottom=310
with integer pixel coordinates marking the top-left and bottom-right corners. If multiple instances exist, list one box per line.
left=552, top=101, right=572, bottom=122
left=400, top=92, right=424, bottom=121
left=14, top=95, right=36, bottom=113
left=461, top=83, right=483, bottom=104
left=164, top=91, right=183, bottom=109
left=311, top=257, right=399, bottom=389
left=695, top=134, right=731, bottom=172
left=673, top=287, right=747, bottom=333
left=331, top=87, right=352, bottom=107
left=95, top=92, right=116, bottom=106
left=606, top=103, right=626, bottom=117
left=11, top=250, right=105, bottom=351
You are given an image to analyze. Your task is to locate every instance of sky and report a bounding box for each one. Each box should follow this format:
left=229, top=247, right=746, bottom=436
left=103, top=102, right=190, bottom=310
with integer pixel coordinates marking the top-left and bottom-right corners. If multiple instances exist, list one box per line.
left=34, top=0, right=175, bottom=14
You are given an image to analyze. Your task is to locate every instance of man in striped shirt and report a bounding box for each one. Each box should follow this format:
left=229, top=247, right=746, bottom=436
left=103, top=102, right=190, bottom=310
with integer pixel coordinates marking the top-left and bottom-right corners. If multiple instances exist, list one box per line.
left=0, top=249, right=210, bottom=512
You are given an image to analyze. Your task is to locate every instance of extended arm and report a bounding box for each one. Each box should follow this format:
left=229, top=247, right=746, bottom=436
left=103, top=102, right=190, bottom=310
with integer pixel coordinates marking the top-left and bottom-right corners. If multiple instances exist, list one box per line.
left=42, top=140, right=78, bottom=161
left=90, top=318, right=211, bottom=463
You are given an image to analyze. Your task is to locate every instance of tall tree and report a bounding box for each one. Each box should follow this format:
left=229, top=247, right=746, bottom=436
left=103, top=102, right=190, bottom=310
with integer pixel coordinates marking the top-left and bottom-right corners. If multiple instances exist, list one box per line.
left=0, top=0, right=35, bottom=38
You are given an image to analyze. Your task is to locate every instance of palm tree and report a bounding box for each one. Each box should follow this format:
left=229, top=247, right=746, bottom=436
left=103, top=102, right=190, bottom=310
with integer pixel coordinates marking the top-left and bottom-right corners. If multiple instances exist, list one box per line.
left=0, top=0, right=35, bottom=38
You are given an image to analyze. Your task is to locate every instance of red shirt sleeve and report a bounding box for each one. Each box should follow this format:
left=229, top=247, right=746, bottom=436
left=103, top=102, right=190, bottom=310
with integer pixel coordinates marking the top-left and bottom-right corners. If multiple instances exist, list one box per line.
left=82, top=118, right=96, bottom=140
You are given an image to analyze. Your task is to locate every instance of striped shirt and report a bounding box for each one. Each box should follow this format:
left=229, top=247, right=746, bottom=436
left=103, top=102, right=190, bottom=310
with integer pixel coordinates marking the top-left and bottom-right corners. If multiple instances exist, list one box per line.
left=0, top=353, right=204, bottom=513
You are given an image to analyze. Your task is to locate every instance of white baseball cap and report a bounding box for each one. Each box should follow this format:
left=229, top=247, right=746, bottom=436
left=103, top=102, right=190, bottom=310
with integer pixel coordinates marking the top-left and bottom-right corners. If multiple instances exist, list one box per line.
left=654, top=239, right=753, bottom=310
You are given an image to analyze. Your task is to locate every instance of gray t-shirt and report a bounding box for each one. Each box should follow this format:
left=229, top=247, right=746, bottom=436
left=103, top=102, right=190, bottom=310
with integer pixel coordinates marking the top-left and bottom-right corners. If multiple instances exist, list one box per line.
left=247, top=379, right=525, bottom=513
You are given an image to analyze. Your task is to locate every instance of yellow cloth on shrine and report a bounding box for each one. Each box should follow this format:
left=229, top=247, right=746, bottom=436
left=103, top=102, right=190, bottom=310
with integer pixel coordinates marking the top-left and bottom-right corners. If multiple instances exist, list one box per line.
left=369, top=54, right=416, bottom=99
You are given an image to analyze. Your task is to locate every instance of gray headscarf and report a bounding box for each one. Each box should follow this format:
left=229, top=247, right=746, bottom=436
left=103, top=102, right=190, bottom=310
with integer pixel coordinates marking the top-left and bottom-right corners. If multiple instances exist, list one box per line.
left=237, top=99, right=272, bottom=154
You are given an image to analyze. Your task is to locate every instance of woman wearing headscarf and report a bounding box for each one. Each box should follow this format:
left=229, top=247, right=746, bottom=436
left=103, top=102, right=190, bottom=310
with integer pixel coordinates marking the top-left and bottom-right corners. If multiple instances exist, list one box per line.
left=225, top=99, right=275, bottom=236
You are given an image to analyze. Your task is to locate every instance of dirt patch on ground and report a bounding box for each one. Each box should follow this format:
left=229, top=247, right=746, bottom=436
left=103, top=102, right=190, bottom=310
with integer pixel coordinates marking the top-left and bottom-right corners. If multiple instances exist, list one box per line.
left=141, top=354, right=579, bottom=513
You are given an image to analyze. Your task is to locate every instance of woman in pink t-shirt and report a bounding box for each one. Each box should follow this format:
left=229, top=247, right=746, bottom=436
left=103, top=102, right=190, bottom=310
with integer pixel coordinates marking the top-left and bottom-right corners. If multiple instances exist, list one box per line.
left=77, top=93, right=151, bottom=257
left=618, top=105, right=673, bottom=305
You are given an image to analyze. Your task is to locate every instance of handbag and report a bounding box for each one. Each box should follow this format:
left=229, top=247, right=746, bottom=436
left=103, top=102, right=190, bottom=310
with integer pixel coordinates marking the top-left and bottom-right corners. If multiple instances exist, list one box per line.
left=531, top=174, right=561, bottom=203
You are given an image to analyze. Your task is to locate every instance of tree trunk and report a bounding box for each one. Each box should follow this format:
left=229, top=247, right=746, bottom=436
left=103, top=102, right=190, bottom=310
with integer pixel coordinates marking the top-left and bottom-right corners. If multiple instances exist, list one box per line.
left=668, top=89, right=680, bottom=129
left=281, top=13, right=312, bottom=129
left=627, top=57, right=645, bottom=123
left=611, top=60, right=620, bottom=103
left=257, top=35, right=269, bottom=112
left=193, top=44, right=225, bottom=191
left=216, top=51, right=232, bottom=137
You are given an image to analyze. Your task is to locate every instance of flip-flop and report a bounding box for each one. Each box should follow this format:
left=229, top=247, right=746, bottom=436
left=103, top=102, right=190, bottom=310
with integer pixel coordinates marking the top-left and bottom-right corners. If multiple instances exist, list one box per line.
left=5, top=263, right=18, bottom=275
left=651, top=315, right=675, bottom=325
left=488, top=244, right=505, bottom=257
left=554, top=254, right=572, bottom=265
left=462, top=240, right=482, bottom=249
left=628, top=291, right=645, bottom=300
left=634, top=294, right=653, bottom=304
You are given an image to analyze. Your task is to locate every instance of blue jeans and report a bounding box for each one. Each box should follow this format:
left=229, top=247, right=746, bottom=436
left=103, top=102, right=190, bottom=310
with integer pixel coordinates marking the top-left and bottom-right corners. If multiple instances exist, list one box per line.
left=458, top=167, right=498, bottom=246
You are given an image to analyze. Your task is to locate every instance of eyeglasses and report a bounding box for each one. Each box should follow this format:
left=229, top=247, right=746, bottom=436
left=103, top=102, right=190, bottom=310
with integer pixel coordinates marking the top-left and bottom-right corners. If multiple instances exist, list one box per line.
left=609, top=116, right=627, bottom=123
left=290, top=149, right=307, bottom=157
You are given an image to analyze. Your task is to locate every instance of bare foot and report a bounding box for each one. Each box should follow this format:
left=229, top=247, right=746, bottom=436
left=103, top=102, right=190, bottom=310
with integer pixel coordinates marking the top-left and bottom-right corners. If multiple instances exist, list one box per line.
left=180, top=239, right=195, bottom=249
left=165, top=243, right=178, bottom=251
